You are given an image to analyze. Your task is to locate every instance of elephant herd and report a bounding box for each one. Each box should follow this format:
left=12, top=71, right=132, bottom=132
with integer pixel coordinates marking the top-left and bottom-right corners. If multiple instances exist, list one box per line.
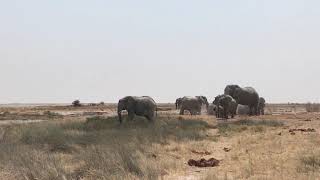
left=117, top=85, right=266, bottom=123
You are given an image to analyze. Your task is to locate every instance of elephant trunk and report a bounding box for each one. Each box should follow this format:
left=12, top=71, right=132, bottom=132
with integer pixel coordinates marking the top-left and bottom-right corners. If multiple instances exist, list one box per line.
left=118, top=110, right=122, bottom=123
left=117, top=104, right=123, bottom=123
left=205, top=102, right=209, bottom=110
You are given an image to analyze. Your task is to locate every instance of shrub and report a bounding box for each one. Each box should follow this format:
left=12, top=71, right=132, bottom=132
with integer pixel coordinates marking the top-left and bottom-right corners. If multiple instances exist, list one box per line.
left=298, top=152, right=320, bottom=172
left=72, top=100, right=81, bottom=107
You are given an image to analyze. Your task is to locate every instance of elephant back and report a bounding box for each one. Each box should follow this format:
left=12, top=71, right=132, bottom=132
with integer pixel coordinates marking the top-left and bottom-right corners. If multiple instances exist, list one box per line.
left=234, top=87, right=259, bottom=107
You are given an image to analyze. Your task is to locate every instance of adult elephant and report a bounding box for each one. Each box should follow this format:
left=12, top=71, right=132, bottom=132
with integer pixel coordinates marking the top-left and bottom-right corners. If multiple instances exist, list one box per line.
left=175, top=97, right=183, bottom=110
left=179, top=96, right=209, bottom=115
left=214, top=95, right=237, bottom=119
left=224, top=85, right=259, bottom=115
left=213, top=95, right=224, bottom=118
left=237, top=105, right=251, bottom=115
left=213, top=104, right=224, bottom=118
left=258, top=97, right=266, bottom=115
left=117, top=96, right=157, bottom=123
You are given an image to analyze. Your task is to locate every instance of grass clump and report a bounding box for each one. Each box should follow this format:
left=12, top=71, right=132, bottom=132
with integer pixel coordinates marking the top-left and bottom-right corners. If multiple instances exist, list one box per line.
left=0, top=144, right=68, bottom=180
left=298, top=152, right=320, bottom=173
left=43, top=111, right=63, bottom=119
left=0, top=115, right=213, bottom=179
left=20, top=123, right=72, bottom=152
left=217, top=119, right=284, bottom=136
left=234, top=119, right=284, bottom=127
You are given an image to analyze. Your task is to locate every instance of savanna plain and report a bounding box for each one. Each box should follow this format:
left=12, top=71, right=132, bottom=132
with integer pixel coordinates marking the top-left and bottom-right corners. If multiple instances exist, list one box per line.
left=0, top=103, right=319, bottom=180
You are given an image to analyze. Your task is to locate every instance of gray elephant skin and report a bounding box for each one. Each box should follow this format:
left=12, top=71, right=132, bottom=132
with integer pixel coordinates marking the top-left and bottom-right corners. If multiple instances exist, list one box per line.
left=208, top=104, right=224, bottom=118
left=179, top=96, right=209, bottom=115
left=258, top=97, right=266, bottom=115
left=117, top=96, right=157, bottom=123
left=207, top=104, right=215, bottom=115
left=213, top=95, right=237, bottom=119
left=237, top=105, right=250, bottom=115
left=213, top=95, right=224, bottom=118
left=224, top=85, right=259, bottom=115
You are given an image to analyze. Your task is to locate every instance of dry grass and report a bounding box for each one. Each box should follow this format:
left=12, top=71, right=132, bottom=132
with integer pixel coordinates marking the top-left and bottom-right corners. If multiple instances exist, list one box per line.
left=0, top=106, right=320, bottom=179
left=217, top=119, right=284, bottom=136
left=0, top=115, right=214, bottom=179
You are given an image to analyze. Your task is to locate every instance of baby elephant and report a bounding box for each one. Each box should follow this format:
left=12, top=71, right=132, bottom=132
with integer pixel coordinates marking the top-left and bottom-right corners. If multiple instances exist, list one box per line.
left=117, top=96, right=157, bottom=123
left=214, top=95, right=237, bottom=119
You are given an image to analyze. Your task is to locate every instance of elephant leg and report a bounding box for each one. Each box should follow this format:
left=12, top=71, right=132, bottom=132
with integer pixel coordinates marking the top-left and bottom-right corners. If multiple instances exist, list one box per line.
left=180, top=108, right=184, bottom=115
left=145, top=114, right=154, bottom=122
left=254, top=106, right=258, bottom=116
left=128, top=112, right=135, bottom=121
left=248, top=107, right=253, bottom=116
left=148, top=112, right=155, bottom=122
left=196, top=108, right=201, bottom=115
left=224, top=109, right=228, bottom=119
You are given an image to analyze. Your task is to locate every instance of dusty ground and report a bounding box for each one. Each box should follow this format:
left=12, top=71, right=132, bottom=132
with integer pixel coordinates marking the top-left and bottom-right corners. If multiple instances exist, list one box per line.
left=0, top=104, right=319, bottom=180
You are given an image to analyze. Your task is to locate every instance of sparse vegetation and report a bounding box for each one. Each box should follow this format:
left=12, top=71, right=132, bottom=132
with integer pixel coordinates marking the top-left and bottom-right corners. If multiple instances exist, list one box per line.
left=298, top=152, right=320, bottom=173
left=217, top=119, right=283, bottom=136
left=306, top=103, right=320, bottom=112
left=72, top=100, right=81, bottom=107
left=0, top=115, right=212, bottom=179
left=0, top=104, right=319, bottom=179
left=43, top=111, right=62, bottom=119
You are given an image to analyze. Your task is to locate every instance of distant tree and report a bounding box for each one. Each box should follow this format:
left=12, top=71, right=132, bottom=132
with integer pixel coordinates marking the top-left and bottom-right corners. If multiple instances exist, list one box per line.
left=72, top=100, right=81, bottom=107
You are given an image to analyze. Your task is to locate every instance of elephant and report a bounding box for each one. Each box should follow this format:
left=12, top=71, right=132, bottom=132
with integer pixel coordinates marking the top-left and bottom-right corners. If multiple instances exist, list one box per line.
left=208, top=104, right=225, bottom=117
left=117, top=96, right=157, bottom=123
left=179, top=96, right=209, bottom=115
left=208, top=104, right=215, bottom=115
left=213, top=104, right=224, bottom=118
left=175, top=97, right=183, bottom=110
left=224, top=85, right=259, bottom=116
left=213, top=95, right=224, bottom=118
left=258, top=97, right=266, bottom=115
left=214, top=95, right=237, bottom=119
left=237, top=105, right=251, bottom=115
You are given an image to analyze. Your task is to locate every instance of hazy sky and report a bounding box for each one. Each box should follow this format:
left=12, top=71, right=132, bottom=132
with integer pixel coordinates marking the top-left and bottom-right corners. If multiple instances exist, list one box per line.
left=0, top=0, right=319, bottom=103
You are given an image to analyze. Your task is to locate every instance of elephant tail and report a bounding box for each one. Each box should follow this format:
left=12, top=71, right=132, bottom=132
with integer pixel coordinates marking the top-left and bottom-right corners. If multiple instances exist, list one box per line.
left=156, top=106, right=158, bottom=117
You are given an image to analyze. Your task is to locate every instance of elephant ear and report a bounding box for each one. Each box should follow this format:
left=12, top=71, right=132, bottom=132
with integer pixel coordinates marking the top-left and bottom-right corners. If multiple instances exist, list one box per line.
left=197, top=96, right=206, bottom=104
left=126, top=96, right=136, bottom=110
